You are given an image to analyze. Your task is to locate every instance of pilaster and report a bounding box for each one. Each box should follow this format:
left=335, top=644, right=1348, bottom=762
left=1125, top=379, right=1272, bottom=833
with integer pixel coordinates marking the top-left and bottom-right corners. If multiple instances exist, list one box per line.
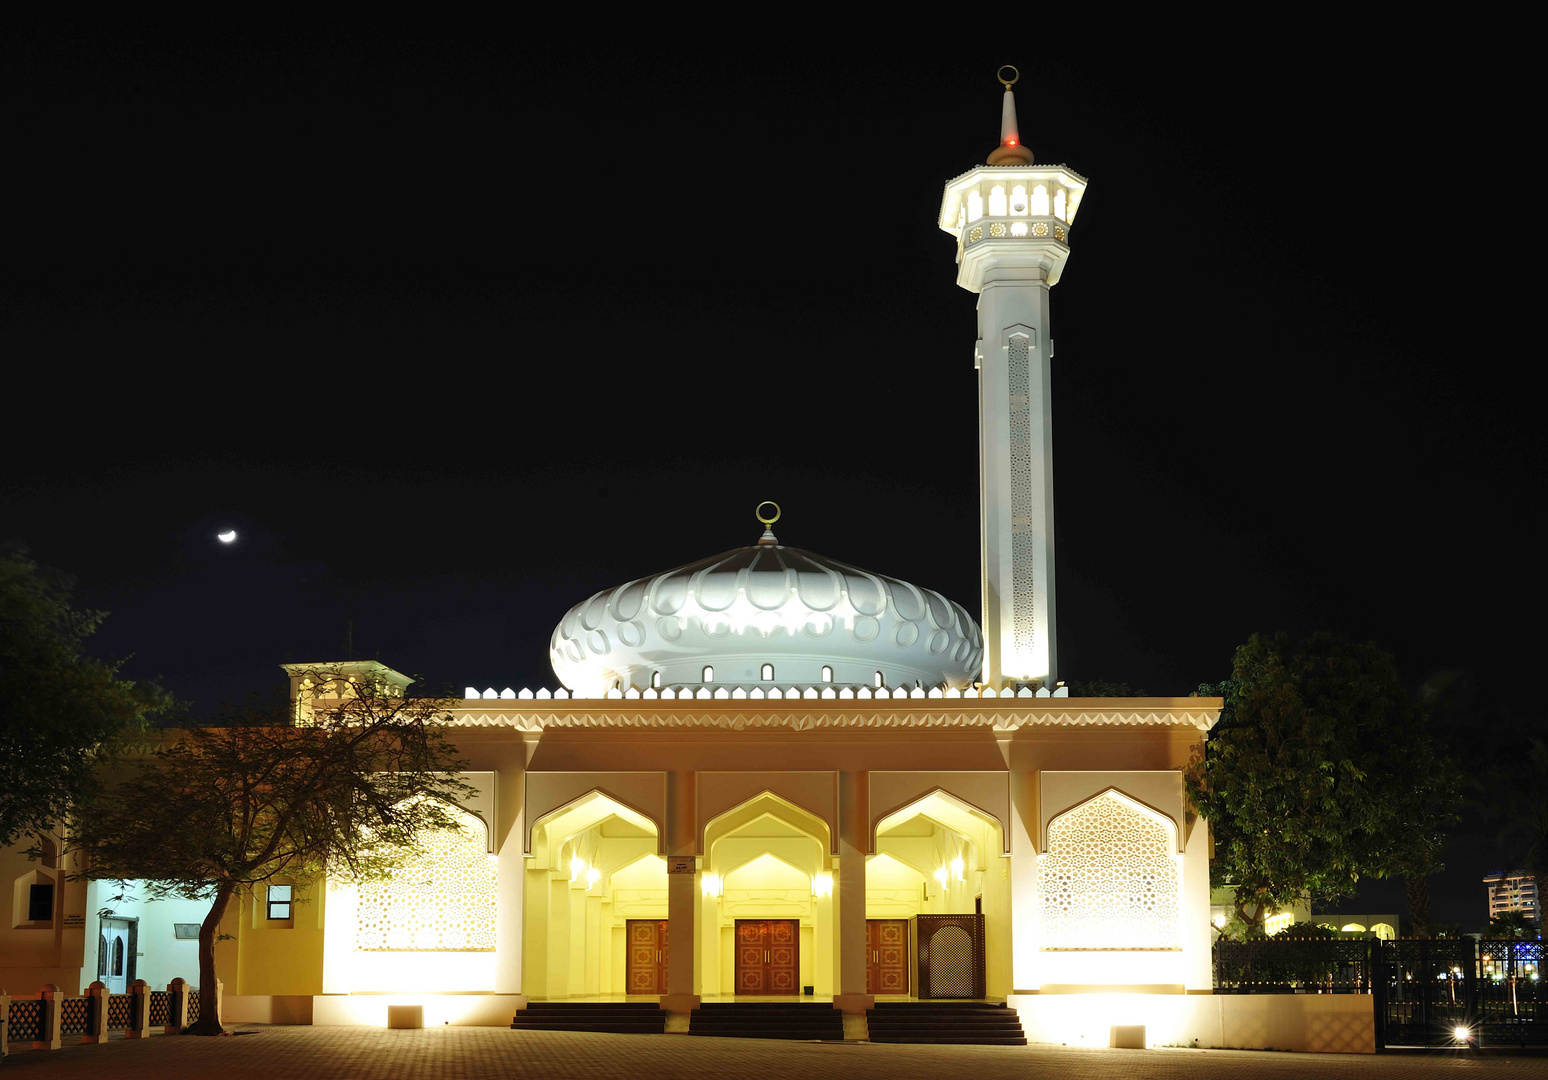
left=832, top=769, right=872, bottom=1013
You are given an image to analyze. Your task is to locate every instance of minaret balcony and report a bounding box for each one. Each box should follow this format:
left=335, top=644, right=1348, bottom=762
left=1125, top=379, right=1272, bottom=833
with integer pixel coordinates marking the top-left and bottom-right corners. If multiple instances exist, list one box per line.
left=937, top=164, right=1089, bottom=240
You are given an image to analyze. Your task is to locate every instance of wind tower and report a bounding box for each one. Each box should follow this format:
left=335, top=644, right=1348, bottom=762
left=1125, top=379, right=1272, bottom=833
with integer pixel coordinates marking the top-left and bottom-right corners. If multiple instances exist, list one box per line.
left=939, top=66, right=1088, bottom=691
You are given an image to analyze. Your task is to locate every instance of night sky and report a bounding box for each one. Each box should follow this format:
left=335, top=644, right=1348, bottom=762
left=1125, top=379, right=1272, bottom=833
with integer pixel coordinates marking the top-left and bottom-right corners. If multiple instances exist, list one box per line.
left=3, top=19, right=1538, bottom=929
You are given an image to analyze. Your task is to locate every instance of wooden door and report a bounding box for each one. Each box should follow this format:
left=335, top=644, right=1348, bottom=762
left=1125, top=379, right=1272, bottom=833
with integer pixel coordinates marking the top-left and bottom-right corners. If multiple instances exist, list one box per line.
left=627, top=919, right=669, bottom=994
left=866, top=919, right=908, bottom=995
left=734, top=919, right=800, bottom=994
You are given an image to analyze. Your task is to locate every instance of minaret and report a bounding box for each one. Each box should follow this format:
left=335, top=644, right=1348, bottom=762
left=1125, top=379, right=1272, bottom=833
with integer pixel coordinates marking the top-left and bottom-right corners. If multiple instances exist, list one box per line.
left=938, top=66, right=1089, bottom=690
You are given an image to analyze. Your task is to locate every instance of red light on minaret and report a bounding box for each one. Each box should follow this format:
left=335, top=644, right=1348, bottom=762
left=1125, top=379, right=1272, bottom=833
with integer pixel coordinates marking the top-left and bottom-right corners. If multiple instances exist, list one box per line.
left=1007, top=139, right=1016, bottom=146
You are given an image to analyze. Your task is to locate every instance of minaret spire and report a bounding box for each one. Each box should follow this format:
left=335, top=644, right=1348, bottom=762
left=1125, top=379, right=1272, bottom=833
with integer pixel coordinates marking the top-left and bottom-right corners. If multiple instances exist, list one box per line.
left=987, top=65, right=1034, bottom=167
left=937, top=66, right=1090, bottom=691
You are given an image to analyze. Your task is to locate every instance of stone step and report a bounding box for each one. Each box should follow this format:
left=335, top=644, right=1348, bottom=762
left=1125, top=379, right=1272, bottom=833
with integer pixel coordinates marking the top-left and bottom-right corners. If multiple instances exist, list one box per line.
left=865, top=1003, right=1026, bottom=1045
left=510, top=1021, right=667, bottom=1033
left=511, top=1002, right=669, bottom=1034
left=689, top=1004, right=844, bottom=1042
left=871, top=1034, right=1028, bottom=1045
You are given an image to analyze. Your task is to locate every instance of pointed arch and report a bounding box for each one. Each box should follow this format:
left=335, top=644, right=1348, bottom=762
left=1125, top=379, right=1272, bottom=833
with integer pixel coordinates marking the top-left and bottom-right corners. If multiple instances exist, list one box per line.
left=524, top=787, right=663, bottom=858
left=871, top=786, right=1007, bottom=857
left=700, top=789, right=834, bottom=858
left=524, top=772, right=668, bottom=856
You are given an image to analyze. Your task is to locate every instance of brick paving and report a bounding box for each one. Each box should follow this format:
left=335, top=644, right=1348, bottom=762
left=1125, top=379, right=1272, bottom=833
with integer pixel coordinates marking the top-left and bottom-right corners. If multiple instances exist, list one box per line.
left=4, top=1025, right=1547, bottom=1079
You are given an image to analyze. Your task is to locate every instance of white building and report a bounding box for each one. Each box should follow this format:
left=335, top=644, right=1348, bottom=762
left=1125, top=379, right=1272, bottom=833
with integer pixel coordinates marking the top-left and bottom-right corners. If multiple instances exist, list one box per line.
left=1484, top=870, right=1541, bottom=927
left=8, top=71, right=1381, bottom=1052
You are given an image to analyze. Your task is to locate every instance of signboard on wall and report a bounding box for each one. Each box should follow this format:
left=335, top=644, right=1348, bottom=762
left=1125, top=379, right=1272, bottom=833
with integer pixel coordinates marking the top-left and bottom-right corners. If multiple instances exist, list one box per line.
left=667, top=857, right=696, bottom=875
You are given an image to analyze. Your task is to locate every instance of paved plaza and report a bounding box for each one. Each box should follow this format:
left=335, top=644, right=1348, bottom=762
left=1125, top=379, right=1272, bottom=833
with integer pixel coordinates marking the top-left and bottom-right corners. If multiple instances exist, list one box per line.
left=4, top=1026, right=1548, bottom=1079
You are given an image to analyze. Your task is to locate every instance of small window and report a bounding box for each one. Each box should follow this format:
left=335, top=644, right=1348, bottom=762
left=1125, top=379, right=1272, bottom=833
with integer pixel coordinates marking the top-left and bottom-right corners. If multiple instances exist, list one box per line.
left=761, top=664, right=774, bottom=681
left=28, top=882, right=54, bottom=922
left=874, top=671, right=885, bottom=688
left=267, top=884, right=293, bottom=920
left=702, top=665, right=714, bottom=683
left=652, top=671, right=661, bottom=689
left=821, top=666, right=833, bottom=683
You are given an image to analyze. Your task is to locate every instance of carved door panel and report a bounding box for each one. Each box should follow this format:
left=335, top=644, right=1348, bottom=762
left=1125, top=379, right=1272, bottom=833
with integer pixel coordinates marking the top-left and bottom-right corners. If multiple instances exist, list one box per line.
left=736, top=920, right=767, bottom=993
left=867, top=919, right=909, bottom=995
left=766, top=919, right=799, bottom=994
left=735, top=919, right=801, bottom=995
left=627, top=919, right=669, bottom=994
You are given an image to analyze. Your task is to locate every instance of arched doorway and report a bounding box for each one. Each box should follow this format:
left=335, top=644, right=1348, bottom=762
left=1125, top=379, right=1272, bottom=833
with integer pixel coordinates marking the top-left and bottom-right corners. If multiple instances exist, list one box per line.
left=873, top=790, right=1008, bottom=998
left=524, top=792, right=663, bottom=999
left=702, top=793, right=833, bottom=999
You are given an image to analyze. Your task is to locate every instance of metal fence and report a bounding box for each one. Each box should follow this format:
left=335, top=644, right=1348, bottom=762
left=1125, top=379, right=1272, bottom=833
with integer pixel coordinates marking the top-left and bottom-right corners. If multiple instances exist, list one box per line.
left=1216, top=937, right=1544, bottom=1048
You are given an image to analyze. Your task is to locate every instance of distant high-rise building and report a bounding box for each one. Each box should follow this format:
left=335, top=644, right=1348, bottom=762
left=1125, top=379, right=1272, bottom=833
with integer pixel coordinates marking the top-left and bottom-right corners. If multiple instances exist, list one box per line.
left=1483, top=870, right=1540, bottom=927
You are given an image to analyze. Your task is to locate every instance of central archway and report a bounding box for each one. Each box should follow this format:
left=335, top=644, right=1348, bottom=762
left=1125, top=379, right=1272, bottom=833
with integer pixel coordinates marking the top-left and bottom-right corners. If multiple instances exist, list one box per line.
left=702, top=793, right=833, bottom=998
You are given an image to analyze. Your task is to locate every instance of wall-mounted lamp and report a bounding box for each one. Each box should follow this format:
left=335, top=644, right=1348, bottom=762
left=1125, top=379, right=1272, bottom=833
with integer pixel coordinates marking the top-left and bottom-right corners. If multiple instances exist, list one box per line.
left=933, top=867, right=949, bottom=887
left=950, top=856, right=964, bottom=882
left=702, top=873, right=722, bottom=898
left=811, top=872, right=833, bottom=897
left=586, top=867, right=601, bottom=890
left=569, top=855, right=586, bottom=882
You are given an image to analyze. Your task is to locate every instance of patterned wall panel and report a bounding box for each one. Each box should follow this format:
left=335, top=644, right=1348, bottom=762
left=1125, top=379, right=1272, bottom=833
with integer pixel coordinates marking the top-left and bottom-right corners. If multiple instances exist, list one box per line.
left=1039, top=790, right=1181, bottom=950
left=355, top=808, right=497, bottom=951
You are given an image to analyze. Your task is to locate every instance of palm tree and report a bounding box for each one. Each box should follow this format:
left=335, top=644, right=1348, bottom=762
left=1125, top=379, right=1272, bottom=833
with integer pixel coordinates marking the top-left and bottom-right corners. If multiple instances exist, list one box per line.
left=1487, top=910, right=1536, bottom=939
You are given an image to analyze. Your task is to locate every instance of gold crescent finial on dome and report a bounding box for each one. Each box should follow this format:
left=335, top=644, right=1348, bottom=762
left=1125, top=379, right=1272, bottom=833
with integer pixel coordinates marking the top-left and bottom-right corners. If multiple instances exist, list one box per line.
left=997, top=64, right=1020, bottom=89
left=756, top=501, right=781, bottom=527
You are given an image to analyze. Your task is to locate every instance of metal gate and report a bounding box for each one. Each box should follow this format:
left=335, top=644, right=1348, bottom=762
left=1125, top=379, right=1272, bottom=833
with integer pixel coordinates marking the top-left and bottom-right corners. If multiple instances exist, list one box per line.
left=1477, top=938, right=1545, bottom=1048
left=1216, top=936, right=1545, bottom=1048
left=1374, top=937, right=1476, bottom=1047
left=911, top=914, right=985, bottom=999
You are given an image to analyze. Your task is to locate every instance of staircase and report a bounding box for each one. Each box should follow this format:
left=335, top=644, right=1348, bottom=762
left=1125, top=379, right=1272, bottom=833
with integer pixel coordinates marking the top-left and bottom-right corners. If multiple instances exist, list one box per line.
left=688, top=1002, right=846, bottom=1041
left=510, top=1001, right=669, bottom=1034
left=865, top=1001, right=1027, bottom=1045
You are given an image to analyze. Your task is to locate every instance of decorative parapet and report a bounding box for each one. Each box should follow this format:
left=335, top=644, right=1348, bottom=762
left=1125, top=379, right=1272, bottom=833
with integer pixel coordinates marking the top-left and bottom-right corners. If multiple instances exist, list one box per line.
left=440, top=698, right=1220, bottom=733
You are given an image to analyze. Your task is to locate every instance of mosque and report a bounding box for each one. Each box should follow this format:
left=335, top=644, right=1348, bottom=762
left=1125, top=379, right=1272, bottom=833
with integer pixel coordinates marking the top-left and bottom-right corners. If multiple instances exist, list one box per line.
left=3, top=71, right=1251, bottom=1048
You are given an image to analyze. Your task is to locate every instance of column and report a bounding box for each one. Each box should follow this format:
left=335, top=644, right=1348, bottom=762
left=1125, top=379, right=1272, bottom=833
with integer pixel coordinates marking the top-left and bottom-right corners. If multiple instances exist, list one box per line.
left=546, top=875, right=569, bottom=999
left=124, top=979, right=151, bottom=1040
left=661, top=768, right=700, bottom=1015
left=832, top=770, right=872, bottom=1013
left=1008, top=762, right=1040, bottom=995
left=35, top=983, right=63, bottom=1050
left=81, top=981, right=108, bottom=1043
left=494, top=761, right=526, bottom=1005
left=166, top=976, right=190, bottom=1033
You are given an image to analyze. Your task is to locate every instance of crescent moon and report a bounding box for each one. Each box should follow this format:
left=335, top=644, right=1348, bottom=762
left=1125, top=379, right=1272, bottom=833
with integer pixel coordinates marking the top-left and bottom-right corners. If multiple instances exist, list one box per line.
left=218, top=530, right=237, bottom=543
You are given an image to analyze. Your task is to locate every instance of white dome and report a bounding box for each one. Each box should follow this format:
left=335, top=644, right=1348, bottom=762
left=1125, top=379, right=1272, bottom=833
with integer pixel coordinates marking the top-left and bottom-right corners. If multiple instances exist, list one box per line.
left=549, top=535, right=983, bottom=696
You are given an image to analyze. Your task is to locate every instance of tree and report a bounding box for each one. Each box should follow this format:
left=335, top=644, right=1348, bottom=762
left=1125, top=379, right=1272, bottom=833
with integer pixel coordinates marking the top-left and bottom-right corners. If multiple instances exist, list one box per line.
left=68, top=672, right=474, bottom=1034
left=1490, top=735, right=1548, bottom=938
left=1185, top=632, right=1457, bottom=930
left=1487, top=910, right=1537, bottom=939
left=0, top=545, right=169, bottom=849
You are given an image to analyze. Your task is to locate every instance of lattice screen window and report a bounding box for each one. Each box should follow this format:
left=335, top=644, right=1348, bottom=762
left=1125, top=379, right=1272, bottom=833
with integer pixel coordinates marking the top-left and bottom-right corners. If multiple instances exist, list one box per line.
left=1039, top=790, right=1180, bottom=950
left=355, top=808, right=496, bottom=951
